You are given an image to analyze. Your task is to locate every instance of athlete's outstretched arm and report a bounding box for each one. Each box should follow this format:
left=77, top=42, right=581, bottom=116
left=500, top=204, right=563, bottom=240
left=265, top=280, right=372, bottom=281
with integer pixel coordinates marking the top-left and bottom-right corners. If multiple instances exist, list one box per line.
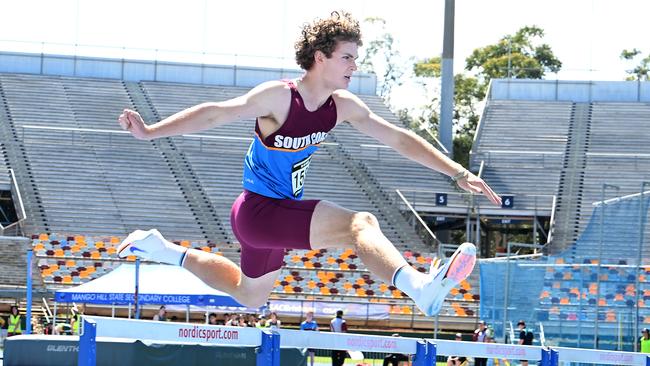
left=118, top=81, right=286, bottom=140
left=335, top=90, right=501, bottom=206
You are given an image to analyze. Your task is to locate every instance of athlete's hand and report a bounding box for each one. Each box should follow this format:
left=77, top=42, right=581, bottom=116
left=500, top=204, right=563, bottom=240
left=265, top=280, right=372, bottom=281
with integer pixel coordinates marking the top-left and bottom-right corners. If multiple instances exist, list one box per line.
left=455, top=171, right=502, bottom=206
left=118, top=109, right=150, bottom=140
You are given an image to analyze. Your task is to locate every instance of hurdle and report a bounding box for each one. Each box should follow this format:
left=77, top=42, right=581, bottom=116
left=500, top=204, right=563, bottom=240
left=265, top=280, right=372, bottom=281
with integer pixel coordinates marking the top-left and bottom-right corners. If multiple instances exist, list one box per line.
left=77, top=316, right=435, bottom=366
left=431, top=339, right=650, bottom=366
left=77, top=316, right=650, bottom=366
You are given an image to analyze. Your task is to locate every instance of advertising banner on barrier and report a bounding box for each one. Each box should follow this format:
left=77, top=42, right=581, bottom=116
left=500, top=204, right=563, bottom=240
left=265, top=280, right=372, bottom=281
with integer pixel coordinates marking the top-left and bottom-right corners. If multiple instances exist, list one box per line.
left=85, top=316, right=262, bottom=347
left=55, top=264, right=241, bottom=306
left=214, top=299, right=391, bottom=319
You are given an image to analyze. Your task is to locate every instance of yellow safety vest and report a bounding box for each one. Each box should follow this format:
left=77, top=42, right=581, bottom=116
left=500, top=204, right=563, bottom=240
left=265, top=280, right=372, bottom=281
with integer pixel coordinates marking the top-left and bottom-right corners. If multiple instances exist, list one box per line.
left=641, top=337, right=650, bottom=353
left=72, top=314, right=81, bottom=334
left=8, top=314, right=22, bottom=334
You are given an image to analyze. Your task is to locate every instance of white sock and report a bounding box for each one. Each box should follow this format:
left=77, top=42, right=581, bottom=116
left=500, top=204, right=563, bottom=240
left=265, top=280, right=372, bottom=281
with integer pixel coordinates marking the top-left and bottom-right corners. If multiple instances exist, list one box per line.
left=152, top=239, right=188, bottom=266
left=392, top=264, right=428, bottom=301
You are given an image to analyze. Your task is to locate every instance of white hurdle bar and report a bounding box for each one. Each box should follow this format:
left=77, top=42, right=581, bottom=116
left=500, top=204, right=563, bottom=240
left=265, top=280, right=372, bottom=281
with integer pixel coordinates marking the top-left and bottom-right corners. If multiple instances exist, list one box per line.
left=77, top=316, right=435, bottom=366
left=431, top=339, right=649, bottom=366
left=77, top=316, right=650, bottom=366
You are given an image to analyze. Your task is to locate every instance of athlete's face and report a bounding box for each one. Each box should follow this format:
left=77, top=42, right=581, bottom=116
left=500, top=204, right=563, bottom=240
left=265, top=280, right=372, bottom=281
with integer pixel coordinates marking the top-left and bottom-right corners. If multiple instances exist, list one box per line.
left=320, top=41, right=358, bottom=89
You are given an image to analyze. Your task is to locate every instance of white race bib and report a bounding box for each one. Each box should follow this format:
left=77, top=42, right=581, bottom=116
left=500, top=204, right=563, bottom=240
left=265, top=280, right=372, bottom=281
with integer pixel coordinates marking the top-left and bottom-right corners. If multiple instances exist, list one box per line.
left=291, top=156, right=312, bottom=197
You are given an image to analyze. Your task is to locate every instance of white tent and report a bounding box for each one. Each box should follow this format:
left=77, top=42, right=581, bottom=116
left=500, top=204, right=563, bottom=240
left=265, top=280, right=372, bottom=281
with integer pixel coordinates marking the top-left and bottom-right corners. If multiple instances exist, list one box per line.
left=55, top=263, right=240, bottom=307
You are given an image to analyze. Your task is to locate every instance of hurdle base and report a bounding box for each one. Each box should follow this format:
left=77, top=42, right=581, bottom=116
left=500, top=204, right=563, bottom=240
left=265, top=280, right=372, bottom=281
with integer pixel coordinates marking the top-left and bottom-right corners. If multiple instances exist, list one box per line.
left=3, top=334, right=307, bottom=366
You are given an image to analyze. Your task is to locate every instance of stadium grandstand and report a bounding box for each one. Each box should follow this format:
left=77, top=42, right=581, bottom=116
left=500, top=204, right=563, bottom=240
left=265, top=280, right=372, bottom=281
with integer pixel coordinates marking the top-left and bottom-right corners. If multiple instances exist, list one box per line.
left=0, top=48, right=649, bottom=360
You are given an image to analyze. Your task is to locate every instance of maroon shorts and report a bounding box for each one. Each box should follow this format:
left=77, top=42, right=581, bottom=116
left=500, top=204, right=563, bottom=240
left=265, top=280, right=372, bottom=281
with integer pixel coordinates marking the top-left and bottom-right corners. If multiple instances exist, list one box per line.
left=230, top=190, right=320, bottom=278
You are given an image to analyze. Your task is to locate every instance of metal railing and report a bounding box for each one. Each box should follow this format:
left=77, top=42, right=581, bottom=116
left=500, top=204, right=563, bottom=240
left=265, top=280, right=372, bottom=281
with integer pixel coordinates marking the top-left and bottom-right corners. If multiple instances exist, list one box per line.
left=1, top=169, right=26, bottom=236
left=392, top=189, right=556, bottom=213
left=395, top=189, right=442, bottom=248
left=471, top=150, right=565, bottom=168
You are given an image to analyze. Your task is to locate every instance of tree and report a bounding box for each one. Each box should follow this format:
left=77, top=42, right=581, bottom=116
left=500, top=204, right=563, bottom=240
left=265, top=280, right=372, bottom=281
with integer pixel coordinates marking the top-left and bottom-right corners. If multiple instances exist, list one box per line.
left=620, top=48, right=650, bottom=81
left=412, top=57, right=485, bottom=165
left=411, top=26, right=561, bottom=167
left=465, top=26, right=562, bottom=81
left=359, top=17, right=408, bottom=106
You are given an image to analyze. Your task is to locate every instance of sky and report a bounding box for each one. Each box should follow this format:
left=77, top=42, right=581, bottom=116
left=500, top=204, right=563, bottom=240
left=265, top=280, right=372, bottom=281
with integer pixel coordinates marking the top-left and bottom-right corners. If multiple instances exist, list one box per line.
left=0, top=0, right=647, bottom=105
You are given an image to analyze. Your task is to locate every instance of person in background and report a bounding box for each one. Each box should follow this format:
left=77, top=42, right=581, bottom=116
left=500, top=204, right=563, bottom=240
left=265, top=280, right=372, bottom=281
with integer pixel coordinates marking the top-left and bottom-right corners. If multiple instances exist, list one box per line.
left=517, top=320, right=533, bottom=366
left=208, top=312, right=219, bottom=325
left=473, top=320, right=488, bottom=366
left=225, top=313, right=239, bottom=327
left=70, top=305, right=83, bottom=335
left=641, top=328, right=650, bottom=354
left=235, top=314, right=246, bottom=327
left=330, top=310, right=348, bottom=366
left=7, top=305, right=22, bottom=337
left=153, top=305, right=167, bottom=321
left=300, top=311, right=319, bottom=366
left=266, top=312, right=281, bottom=330
left=245, top=314, right=258, bottom=327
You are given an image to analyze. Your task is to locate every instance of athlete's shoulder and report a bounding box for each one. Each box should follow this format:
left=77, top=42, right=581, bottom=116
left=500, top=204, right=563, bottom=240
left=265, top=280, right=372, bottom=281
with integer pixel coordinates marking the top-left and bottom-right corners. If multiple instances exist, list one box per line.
left=247, top=80, right=293, bottom=112
left=332, top=88, right=358, bottom=102
left=251, top=80, right=292, bottom=97
left=332, top=89, right=370, bottom=121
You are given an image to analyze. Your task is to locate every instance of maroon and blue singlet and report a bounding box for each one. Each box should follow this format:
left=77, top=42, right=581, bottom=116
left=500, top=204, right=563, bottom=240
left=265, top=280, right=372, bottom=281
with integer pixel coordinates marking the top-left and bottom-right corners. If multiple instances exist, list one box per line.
left=232, top=80, right=337, bottom=278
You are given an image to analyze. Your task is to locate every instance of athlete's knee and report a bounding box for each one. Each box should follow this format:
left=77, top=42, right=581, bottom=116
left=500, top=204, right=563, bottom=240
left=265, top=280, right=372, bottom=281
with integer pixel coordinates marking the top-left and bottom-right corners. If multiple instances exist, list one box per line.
left=350, top=211, right=380, bottom=235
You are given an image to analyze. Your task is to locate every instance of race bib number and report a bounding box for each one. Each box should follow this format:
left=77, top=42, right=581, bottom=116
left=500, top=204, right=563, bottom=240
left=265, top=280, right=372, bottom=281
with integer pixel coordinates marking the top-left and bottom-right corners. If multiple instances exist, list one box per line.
left=291, top=156, right=312, bottom=197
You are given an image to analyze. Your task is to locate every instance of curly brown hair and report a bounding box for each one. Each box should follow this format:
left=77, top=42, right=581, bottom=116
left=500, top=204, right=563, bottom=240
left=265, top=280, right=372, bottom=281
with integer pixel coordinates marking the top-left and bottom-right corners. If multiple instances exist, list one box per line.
left=294, top=11, right=363, bottom=70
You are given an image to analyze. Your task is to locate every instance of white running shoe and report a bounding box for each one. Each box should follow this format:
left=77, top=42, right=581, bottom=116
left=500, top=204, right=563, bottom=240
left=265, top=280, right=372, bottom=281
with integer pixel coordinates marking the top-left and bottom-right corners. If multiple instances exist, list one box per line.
left=117, top=229, right=186, bottom=265
left=416, top=242, right=477, bottom=316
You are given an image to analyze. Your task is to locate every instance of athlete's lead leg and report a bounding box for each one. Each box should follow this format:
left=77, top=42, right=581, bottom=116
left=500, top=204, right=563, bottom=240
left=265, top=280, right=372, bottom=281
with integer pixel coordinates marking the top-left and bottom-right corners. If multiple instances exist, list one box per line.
left=309, top=201, right=476, bottom=316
